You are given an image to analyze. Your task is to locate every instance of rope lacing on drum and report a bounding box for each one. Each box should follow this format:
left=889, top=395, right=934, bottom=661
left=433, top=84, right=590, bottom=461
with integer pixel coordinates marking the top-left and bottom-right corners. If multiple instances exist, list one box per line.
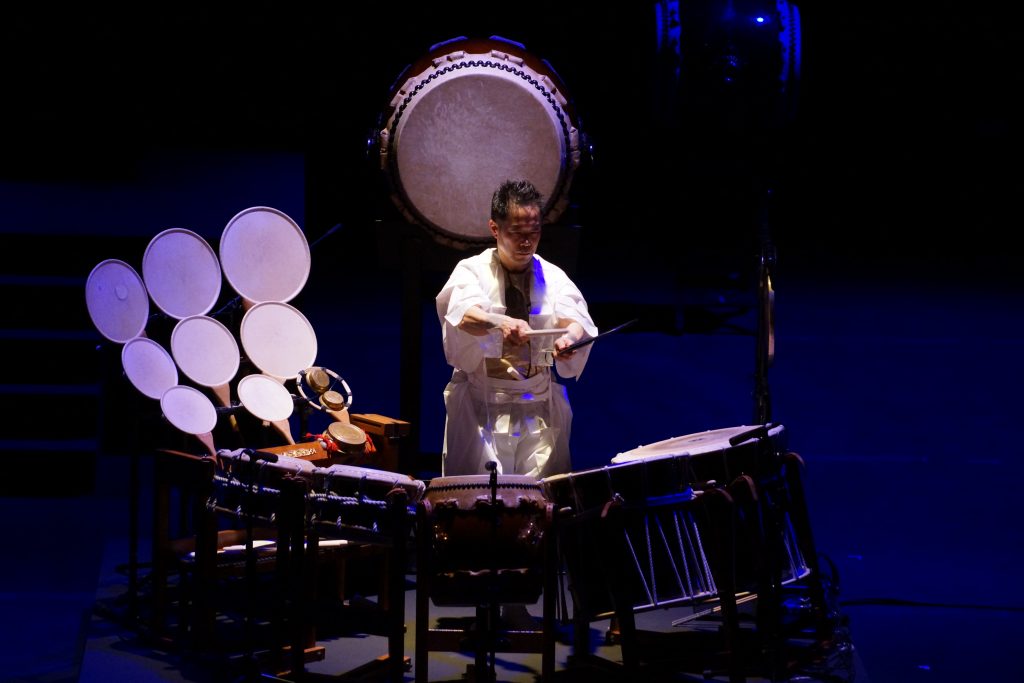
left=214, top=474, right=281, bottom=522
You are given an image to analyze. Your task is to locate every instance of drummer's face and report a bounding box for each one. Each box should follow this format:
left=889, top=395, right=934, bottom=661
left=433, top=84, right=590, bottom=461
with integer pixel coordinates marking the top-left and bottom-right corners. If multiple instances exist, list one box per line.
left=490, top=203, right=541, bottom=273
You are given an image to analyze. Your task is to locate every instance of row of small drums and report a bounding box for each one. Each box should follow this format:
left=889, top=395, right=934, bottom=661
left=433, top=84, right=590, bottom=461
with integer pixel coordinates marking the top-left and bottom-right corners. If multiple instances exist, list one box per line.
left=244, top=424, right=810, bottom=614
left=87, top=206, right=310, bottom=342
left=255, top=423, right=786, bottom=512
left=85, top=207, right=338, bottom=452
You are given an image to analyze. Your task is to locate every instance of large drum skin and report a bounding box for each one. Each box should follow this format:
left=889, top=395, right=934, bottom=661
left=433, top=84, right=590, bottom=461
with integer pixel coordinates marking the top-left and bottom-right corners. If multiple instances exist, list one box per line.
left=377, top=36, right=581, bottom=247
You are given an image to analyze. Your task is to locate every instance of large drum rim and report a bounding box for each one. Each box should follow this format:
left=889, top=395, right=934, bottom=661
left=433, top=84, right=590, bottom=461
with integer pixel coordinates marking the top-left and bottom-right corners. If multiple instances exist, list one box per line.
left=611, top=424, right=786, bottom=464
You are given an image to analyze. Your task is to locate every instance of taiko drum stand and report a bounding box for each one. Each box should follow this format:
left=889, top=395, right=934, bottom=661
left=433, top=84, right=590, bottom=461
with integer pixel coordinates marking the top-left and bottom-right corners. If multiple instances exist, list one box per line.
left=479, top=461, right=502, bottom=683
left=414, top=465, right=557, bottom=683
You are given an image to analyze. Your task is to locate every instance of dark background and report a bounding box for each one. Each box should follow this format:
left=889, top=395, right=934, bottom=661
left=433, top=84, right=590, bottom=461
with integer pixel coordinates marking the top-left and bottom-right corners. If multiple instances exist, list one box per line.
left=3, top=2, right=1014, bottom=269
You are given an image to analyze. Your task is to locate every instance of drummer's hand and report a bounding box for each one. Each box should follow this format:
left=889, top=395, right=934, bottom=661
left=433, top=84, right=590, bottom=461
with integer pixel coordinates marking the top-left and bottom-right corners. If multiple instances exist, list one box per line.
left=504, top=317, right=533, bottom=345
left=554, top=322, right=585, bottom=357
left=486, top=312, right=531, bottom=345
left=459, top=306, right=529, bottom=343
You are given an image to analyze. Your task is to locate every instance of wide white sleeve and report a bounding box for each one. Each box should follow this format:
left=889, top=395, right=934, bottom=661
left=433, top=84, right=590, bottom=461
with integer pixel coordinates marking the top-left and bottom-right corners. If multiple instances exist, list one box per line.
left=551, top=273, right=598, bottom=380
left=435, top=258, right=495, bottom=372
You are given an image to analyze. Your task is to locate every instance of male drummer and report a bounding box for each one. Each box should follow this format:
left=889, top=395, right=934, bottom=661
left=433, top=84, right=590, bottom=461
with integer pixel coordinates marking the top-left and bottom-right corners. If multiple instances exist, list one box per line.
left=435, top=178, right=598, bottom=478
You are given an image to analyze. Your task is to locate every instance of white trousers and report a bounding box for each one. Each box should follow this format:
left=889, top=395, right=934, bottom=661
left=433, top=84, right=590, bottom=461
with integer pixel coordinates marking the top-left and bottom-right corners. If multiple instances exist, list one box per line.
left=441, top=368, right=573, bottom=478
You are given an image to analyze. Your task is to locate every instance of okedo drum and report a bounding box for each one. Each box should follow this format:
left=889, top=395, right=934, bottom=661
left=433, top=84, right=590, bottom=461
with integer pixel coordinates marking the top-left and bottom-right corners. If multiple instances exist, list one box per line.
left=419, top=473, right=552, bottom=606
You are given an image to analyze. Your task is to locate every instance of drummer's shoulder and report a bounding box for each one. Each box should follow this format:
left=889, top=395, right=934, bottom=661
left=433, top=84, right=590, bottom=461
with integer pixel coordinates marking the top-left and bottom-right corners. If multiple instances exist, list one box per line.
left=454, top=248, right=497, bottom=271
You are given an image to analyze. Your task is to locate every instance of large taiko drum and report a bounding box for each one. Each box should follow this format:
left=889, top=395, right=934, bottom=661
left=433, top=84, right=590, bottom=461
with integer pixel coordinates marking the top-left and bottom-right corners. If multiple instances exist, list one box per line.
left=543, top=424, right=811, bottom=617
left=420, top=474, right=552, bottom=606
left=542, top=457, right=717, bottom=617
left=377, top=36, right=582, bottom=247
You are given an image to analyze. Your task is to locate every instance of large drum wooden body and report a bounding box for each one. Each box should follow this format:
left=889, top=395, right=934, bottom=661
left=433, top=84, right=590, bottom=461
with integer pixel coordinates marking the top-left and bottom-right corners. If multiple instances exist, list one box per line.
left=419, top=474, right=552, bottom=606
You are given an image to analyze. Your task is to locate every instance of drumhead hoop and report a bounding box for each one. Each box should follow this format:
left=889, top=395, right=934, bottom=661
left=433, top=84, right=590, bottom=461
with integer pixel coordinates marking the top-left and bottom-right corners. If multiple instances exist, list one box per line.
left=378, top=36, right=582, bottom=247
left=85, top=259, right=149, bottom=343
left=142, top=228, right=222, bottom=319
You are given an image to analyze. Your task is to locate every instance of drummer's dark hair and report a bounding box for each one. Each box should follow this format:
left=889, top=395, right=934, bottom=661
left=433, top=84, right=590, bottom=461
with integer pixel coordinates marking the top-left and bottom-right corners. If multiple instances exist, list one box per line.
left=491, top=179, right=544, bottom=221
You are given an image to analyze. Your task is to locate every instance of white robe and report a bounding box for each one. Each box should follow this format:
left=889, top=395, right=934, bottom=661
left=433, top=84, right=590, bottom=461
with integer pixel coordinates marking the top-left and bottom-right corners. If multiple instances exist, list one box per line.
left=435, top=248, right=597, bottom=477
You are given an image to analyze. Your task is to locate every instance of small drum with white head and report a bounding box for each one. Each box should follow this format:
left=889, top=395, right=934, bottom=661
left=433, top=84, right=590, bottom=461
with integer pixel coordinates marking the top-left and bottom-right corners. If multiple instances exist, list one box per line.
left=121, top=337, right=178, bottom=400
left=236, top=373, right=296, bottom=445
left=85, top=259, right=149, bottom=343
left=160, top=384, right=219, bottom=456
left=170, top=315, right=240, bottom=408
left=219, top=206, right=310, bottom=305
left=239, top=301, right=318, bottom=382
left=142, top=228, right=222, bottom=319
